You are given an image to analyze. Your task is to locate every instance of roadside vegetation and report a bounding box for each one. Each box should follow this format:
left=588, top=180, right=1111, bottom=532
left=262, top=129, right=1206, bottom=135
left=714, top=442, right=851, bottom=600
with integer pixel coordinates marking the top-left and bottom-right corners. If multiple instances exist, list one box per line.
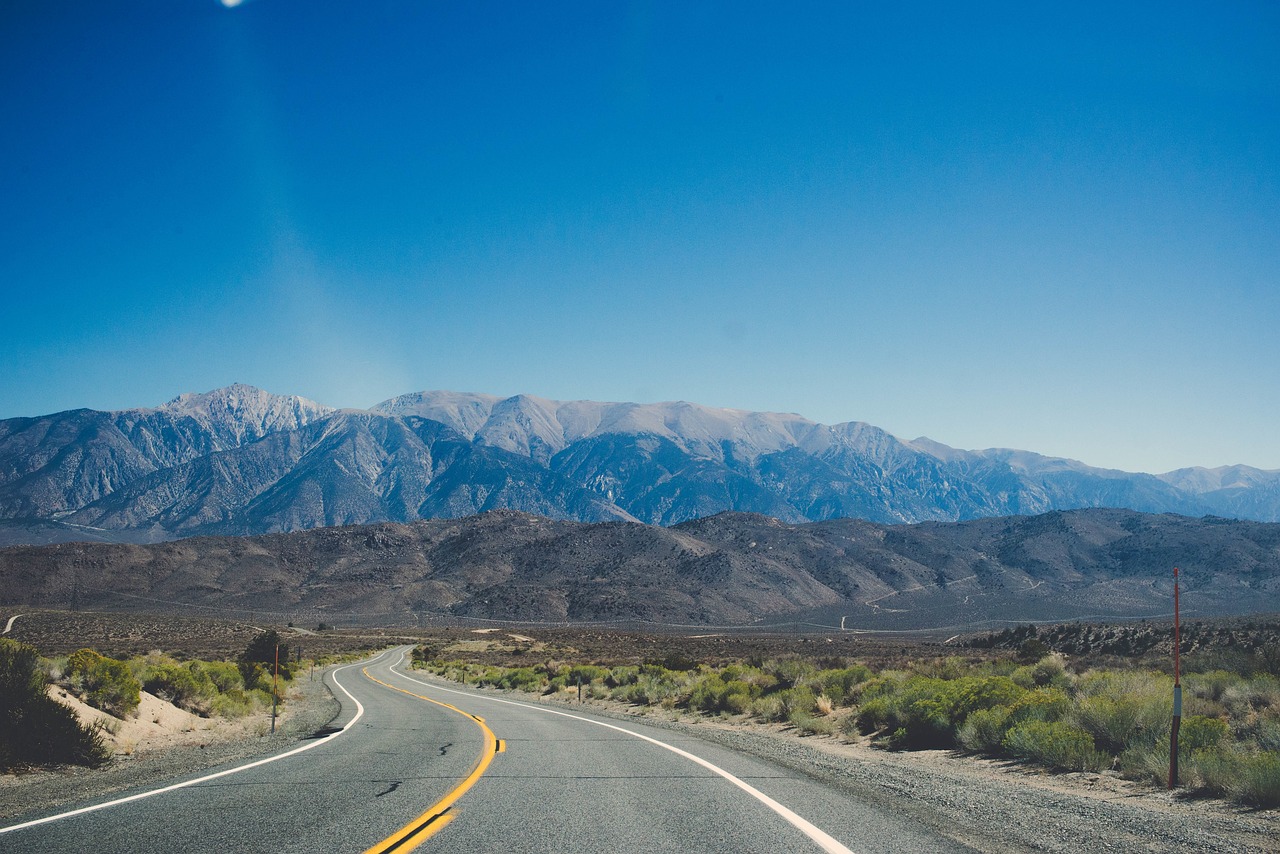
left=409, top=639, right=1280, bottom=808
left=1, top=630, right=297, bottom=772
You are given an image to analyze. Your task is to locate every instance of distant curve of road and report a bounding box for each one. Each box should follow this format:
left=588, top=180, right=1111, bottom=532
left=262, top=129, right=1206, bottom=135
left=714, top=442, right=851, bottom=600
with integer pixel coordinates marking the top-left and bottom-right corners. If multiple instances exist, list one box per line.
left=1, top=648, right=975, bottom=853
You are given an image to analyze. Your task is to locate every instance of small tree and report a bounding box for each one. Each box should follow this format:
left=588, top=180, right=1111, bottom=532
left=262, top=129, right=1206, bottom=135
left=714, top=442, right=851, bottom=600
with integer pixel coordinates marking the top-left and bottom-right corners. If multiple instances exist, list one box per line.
left=239, top=630, right=291, bottom=689
left=1, top=639, right=108, bottom=770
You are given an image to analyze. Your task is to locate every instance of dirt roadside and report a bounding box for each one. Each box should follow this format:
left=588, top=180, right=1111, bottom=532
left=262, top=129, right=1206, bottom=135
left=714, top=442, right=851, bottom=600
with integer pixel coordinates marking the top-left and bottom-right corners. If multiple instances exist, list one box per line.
left=4, top=669, right=1277, bottom=852
left=0, top=673, right=339, bottom=823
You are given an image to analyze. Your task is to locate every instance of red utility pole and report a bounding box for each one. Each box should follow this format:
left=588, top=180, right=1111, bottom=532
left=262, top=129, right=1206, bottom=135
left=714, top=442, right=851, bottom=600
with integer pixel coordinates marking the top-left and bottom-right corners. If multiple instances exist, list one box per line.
left=1169, top=567, right=1181, bottom=789
left=272, top=643, right=280, bottom=734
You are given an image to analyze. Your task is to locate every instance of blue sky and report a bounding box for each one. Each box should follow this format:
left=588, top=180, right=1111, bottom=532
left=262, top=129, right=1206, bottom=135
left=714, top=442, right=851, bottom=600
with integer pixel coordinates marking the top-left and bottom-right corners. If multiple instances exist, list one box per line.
left=2, top=1, right=1277, bottom=474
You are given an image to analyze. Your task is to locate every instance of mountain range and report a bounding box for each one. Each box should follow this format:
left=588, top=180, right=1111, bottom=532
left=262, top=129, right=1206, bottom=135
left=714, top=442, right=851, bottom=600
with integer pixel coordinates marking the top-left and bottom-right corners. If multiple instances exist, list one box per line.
left=1, top=384, right=1278, bottom=545
left=3, top=508, right=1276, bottom=629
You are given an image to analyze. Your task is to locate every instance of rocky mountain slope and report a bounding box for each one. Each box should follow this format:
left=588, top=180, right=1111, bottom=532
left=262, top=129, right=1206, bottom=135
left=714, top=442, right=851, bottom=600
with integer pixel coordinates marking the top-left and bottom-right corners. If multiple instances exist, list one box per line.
left=2, top=508, right=1277, bottom=629
left=1, top=385, right=1278, bottom=544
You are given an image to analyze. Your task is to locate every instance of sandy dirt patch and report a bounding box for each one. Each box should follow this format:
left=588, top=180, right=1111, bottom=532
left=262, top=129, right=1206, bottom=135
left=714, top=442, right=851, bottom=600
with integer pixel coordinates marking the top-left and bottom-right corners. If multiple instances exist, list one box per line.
left=49, top=687, right=269, bottom=757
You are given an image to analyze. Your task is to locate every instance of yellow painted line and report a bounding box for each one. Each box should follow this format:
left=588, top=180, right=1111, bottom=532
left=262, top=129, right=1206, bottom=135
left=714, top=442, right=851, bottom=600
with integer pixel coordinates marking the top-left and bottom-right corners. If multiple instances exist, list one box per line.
left=361, top=668, right=498, bottom=854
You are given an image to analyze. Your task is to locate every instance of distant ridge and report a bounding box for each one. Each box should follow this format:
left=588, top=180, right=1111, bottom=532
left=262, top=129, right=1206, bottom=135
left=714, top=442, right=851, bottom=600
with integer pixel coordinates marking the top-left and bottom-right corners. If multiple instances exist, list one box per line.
left=2, top=508, right=1277, bottom=628
left=0, top=384, right=1277, bottom=544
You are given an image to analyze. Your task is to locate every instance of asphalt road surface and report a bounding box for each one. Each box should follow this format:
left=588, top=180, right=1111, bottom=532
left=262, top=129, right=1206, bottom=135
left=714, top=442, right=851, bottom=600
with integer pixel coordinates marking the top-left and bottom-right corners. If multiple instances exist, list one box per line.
left=1, top=647, right=976, bottom=853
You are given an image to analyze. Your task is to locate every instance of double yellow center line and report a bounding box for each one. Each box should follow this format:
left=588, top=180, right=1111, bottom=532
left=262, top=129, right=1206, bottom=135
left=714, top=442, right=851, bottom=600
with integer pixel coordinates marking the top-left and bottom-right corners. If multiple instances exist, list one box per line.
left=361, top=669, right=503, bottom=853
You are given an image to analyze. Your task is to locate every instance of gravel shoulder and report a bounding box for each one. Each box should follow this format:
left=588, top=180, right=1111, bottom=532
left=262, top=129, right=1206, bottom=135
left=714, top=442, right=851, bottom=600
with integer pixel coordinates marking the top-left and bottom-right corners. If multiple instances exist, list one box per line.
left=525, top=688, right=1280, bottom=854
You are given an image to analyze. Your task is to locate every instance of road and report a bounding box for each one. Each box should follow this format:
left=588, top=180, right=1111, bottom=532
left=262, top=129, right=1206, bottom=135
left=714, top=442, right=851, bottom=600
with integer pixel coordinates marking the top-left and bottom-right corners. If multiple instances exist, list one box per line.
left=1, top=648, right=975, bottom=853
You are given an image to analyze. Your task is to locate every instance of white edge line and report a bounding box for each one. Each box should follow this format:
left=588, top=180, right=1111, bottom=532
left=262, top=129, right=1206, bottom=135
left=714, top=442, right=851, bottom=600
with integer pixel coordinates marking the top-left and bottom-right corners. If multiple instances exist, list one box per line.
left=386, top=649, right=857, bottom=854
left=0, top=653, right=378, bottom=836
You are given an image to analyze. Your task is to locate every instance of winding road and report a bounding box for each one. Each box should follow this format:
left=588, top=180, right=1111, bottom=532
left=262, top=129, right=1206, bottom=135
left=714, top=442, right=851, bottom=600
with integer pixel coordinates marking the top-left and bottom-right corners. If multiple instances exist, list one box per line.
left=1, top=648, right=973, bottom=853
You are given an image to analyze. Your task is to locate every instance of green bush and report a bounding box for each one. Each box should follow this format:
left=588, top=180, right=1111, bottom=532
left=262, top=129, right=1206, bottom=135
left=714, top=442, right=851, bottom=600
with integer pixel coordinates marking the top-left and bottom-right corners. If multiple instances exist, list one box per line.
left=1003, top=720, right=1107, bottom=772
left=856, top=675, right=1026, bottom=748
left=1013, top=655, right=1073, bottom=691
left=209, top=688, right=259, bottom=718
left=137, top=655, right=219, bottom=715
left=605, top=666, right=640, bottom=688
left=767, top=659, right=817, bottom=689
left=1231, top=751, right=1280, bottom=807
left=958, top=706, right=1014, bottom=754
left=1, top=639, right=109, bottom=770
left=1188, top=746, right=1280, bottom=807
left=196, top=660, right=245, bottom=694
left=957, top=688, right=1070, bottom=755
left=789, top=710, right=838, bottom=735
left=819, top=666, right=872, bottom=705
left=688, top=674, right=760, bottom=714
left=1071, top=671, right=1171, bottom=755
left=1179, top=715, right=1229, bottom=753
left=614, top=672, right=681, bottom=706
left=1252, top=713, right=1280, bottom=752
left=67, top=648, right=141, bottom=718
left=565, top=665, right=608, bottom=685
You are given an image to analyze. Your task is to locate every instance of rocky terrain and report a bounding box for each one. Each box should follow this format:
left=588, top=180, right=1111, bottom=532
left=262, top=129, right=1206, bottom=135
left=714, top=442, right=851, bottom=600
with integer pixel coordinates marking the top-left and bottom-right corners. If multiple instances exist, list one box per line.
left=3, top=507, right=1277, bottom=630
left=2, top=384, right=1278, bottom=545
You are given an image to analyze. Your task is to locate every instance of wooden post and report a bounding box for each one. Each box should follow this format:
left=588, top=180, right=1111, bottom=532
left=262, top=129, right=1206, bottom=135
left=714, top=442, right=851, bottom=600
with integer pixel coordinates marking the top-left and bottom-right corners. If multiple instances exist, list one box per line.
left=1169, top=567, right=1181, bottom=789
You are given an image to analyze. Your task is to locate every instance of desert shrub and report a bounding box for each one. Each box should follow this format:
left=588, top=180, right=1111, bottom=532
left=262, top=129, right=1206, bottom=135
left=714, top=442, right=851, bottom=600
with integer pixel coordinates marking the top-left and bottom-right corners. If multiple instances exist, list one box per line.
left=777, top=686, right=817, bottom=717
left=1013, top=655, right=1072, bottom=691
left=565, top=665, right=609, bottom=685
left=747, top=687, right=816, bottom=723
left=1188, top=746, right=1280, bottom=807
left=1185, top=670, right=1237, bottom=703
left=958, top=706, right=1014, bottom=754
left=138, top=656, right=218, bottom=714
left=767, top=659, right=817, bottom=689
left=958, top=687, right=1070, bottom=755
left=605, top=666, right=640, bottom=688
left=1003, top=720, right=1107, bottom=771
left=789, top=710, right=838, bottom=735
left=614, top=672, right=680, bottom=707
left=66, top=648, right=141, bottom=718
left=750, top=694, right=785, bottom=722
left=1071, top=671, right=1171, bottom=754
left=1179, top=715, right=1229, bottom=753
left=688, top=674, right=758, bottom=715
left=818, top=666, right=872, bottom=705
left=1221, top=675, right=1280, bottom=716
left=1251, top=712, right=1280, bottom=752
left=196, top=660, right=244, bottom=694
left=856, top=675, right=1025, bottom=748
left=1009, top=687, right=1071, bottom=724
left=653, top=652, right=698, bottom=672
left=209, top=688, right=260, bottom=718
left=1117, top=742, right=1169, bottom=785
left=476, top=666, right=543, bottom=692
left=1, top=639, right=109, bottom=770
left=913, top=657, right=972, bottom=681
left=688, top=675, right=724, bottom=713
left=1230, top=752, right=1280, bottom=807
